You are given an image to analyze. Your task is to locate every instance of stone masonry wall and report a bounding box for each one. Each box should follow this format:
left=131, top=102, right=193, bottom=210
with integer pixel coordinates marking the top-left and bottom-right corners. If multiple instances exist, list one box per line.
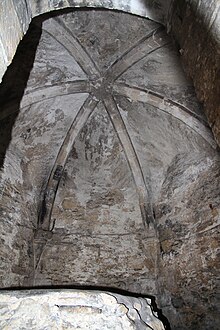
left=170, top=0, right=220, bottom=146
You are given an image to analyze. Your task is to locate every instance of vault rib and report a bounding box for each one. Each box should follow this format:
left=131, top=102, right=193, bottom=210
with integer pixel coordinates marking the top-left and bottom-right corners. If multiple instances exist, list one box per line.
left=103, top=94, right=154, bottom=227
left=43, top=18, right=100, bottom=78
left=0, top=80, right=90, bottom=120
left=106, top=27, right=170, bottom=82
left=113, top=83, right=217, bottom=149
left=21, top=80, right=91, bottom=108
left=38, top=95, right=99, bottom=231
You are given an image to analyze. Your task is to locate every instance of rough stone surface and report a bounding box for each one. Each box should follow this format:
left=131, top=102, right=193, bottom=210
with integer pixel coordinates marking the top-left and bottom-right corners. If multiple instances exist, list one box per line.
left=170, top=0, right=220, bottom=146
left=0, top=7, right=219, bottom=330
left=156, top=154, right=220, bottom=329
left=0, top=289, right=165, bottom=329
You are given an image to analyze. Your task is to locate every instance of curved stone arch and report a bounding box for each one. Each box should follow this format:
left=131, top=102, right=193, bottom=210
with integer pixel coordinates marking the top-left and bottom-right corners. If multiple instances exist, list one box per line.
left=113, top=83, right=217, bottom=149
left=29, top=0, right=171, bottom=23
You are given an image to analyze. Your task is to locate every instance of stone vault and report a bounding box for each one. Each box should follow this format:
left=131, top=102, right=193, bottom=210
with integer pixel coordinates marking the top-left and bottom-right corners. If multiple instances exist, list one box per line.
left=0, top=7, right=219, bottom=330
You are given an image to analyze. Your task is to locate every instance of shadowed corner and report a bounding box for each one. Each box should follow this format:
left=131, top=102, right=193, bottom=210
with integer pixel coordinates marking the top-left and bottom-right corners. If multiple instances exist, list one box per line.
left=0, top=18, right=42, bottom=170
left=140, top=0, right=170, bottom=25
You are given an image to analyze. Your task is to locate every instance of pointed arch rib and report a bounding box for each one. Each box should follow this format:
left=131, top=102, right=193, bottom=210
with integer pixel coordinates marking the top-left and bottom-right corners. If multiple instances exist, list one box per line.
left=107, top=26, right=170, bottom=82
left=43, top=17, right=100, bottom=78
left=113, top=83, right=217, bottom=149
left=103, top=94, right=154, bottom=227
left=39, top=95, right=99, bottom=231
left=0, top=80, right=90, bottom=120
left=21, top=80, right=90, bottom=108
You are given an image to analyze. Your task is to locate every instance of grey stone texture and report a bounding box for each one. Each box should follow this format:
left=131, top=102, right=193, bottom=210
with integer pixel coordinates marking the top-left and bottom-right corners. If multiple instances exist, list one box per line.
left=0, top=0, right=219, bottom=146
left=0, top=4, right=219, bottom=330
left=0, top=289, right=165, bottom=329
left=156, top=153, right=220, bottom=329
left=170, top=0, right=220, bottom=146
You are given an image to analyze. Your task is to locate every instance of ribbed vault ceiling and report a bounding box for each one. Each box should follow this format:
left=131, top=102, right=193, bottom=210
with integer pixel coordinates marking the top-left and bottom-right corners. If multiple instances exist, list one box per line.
left=0, top=9, right=217, bottom=290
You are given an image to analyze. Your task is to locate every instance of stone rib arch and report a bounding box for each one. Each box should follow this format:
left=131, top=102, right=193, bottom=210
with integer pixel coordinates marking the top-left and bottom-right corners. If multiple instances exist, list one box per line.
left=113, top=83, right=217, bottom=149
left=42, top=17, right=101, bottom=78
left=39, top=95, right=99, bottom=230
left=103, top=94, right=154, bottom=226
left=106, top=26, right=171, bottom=82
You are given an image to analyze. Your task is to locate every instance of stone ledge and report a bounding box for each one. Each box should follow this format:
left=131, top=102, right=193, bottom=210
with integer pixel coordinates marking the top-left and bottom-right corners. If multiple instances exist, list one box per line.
left=0, top=289, right=165, bottom=330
